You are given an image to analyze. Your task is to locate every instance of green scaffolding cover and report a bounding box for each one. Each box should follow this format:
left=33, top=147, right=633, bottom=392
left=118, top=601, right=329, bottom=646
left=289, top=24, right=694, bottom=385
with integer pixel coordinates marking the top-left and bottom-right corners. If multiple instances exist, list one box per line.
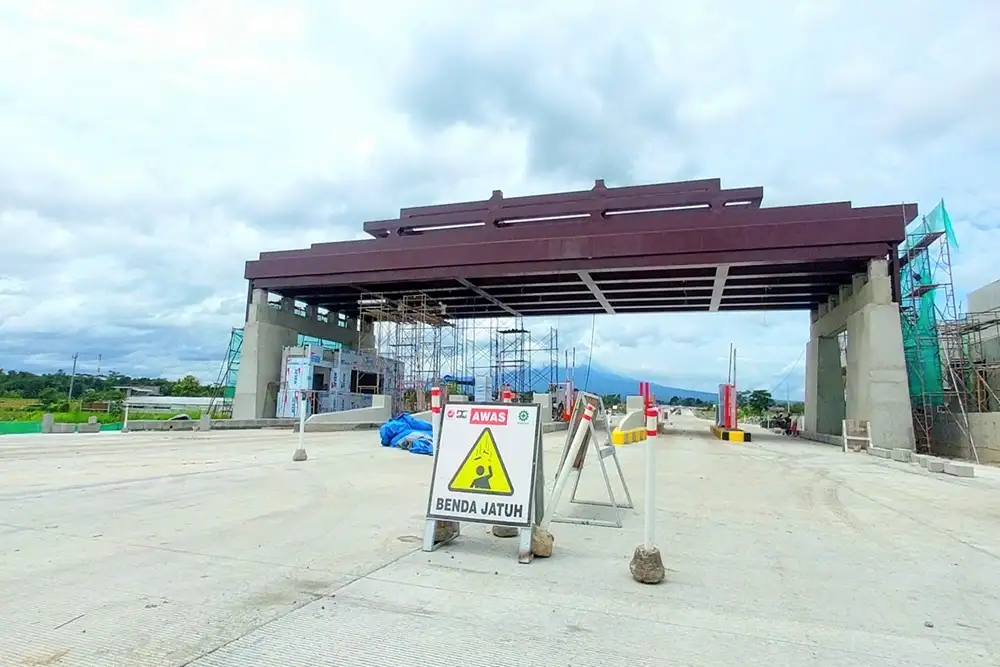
left=899, top=199, right=957, bottom=405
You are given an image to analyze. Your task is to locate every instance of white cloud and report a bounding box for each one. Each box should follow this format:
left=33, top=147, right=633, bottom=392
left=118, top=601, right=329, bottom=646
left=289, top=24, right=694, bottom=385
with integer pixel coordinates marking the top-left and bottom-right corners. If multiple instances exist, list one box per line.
left=1, top=0, right=998, bottom=399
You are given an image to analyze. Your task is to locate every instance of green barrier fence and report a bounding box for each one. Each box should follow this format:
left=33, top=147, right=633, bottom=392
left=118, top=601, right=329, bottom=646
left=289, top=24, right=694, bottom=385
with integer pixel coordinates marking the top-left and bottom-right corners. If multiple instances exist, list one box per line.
left=0, top=421, right=43, bottom=435
left=0, top=421, right=125, bottom=435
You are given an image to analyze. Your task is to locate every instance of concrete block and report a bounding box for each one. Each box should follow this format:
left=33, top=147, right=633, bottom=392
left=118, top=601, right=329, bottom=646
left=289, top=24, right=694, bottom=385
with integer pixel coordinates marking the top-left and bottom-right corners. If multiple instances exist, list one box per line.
left=926, top=459, right=946, bottom=473
left=492, top=525, right=518, bottom=538
left=77, top=423, right=100, bottom=433
left=433, top=520, right=459, bottom=544
left=943, top=462, right=974, bottom=478
left=41, top=413, right=55, bottom=434
left=912, top=454, right=928, bottom=467
left=891, top=449, right=912, bottom=463
left=629, top=546, right=665, bottom=584
left=869, top=447, right=891, bottom=459
left=531, top=528, right=554, bottom=558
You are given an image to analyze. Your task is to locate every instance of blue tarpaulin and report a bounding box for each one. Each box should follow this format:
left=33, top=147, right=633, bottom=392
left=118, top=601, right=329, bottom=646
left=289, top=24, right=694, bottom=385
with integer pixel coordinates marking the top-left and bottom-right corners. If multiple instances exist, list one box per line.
left=379, top=413, right=434, bottom=456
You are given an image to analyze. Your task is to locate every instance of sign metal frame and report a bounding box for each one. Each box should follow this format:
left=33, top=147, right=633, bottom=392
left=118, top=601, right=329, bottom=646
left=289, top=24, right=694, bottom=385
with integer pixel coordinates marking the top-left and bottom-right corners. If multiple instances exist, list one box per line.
left=422, top=401, right=545, bottom=564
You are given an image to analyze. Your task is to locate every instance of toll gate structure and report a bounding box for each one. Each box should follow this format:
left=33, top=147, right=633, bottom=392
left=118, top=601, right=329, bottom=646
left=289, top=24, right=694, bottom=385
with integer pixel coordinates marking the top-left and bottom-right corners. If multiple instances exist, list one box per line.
left=244, top=178, right=919, bottom=448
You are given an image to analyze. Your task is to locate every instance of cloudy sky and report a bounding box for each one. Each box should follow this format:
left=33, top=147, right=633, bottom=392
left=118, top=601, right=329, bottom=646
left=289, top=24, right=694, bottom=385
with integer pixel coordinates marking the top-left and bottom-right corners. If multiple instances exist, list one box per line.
left=1, top=0, right=997, bottom=398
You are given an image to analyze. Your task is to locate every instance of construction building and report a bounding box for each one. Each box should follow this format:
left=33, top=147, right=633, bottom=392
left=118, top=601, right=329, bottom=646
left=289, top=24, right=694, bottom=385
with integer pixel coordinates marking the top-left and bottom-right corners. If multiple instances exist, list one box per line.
left=213, top=289, right=560, bottom=421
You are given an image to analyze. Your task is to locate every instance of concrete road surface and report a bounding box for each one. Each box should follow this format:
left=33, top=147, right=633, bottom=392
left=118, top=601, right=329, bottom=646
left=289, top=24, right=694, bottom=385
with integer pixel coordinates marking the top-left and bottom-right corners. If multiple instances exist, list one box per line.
left=2, top=415, right=999, bottom=666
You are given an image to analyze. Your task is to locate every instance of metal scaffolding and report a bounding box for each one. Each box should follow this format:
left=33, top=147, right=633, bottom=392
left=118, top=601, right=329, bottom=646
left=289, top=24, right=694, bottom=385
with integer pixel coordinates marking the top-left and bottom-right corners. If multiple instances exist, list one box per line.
left=897, top=200, right=974, bottom=456
left=358, top=301, right=560, bottom=410
left=962, top=307, right=1000, bottom=413
left=359, top=293, right=450, bottom=414
left=207, top=327, right=244, bottom=418
left=490, top=322, right=559, bottom=398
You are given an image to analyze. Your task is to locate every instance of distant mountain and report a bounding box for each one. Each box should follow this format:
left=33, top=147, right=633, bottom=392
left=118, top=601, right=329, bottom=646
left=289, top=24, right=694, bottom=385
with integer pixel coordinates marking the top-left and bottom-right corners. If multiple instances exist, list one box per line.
left=563, top=365, right=717, bottom=402
left=487, top=364, right=716, bottom=402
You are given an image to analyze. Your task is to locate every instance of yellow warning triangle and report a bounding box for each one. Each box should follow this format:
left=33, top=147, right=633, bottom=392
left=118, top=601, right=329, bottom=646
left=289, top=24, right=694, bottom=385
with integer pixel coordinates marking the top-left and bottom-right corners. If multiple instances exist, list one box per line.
left=447, top=427, right=514, bottom=496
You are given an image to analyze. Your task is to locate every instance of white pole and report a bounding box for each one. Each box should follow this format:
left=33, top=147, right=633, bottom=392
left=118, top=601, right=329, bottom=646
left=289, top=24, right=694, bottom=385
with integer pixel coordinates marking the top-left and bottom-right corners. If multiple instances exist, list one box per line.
left=293, top=392, right=308, bottom=461
left=644, top=405, right=657, bottom=550
left=431, top=386, right=442, bottom=448
left=122, top=404, right=130, bottom=433
left=629, top=403, right=665, bottom=584
left=540, top=403, right=595, bottom=531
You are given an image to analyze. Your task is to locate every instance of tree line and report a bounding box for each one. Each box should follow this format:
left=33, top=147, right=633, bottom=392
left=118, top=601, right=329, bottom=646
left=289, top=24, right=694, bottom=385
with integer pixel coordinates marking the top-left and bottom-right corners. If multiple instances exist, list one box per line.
left=0, top=370, right=214, bottom=412
left=604, top=388, right=802, bottom=415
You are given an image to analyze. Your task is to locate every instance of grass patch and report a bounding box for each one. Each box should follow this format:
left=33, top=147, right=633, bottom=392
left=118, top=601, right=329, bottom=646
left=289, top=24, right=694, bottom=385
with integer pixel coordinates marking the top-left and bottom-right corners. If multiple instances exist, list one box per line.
left=2, top=409, right=205, bottom=424
left=0, top=398, right=37, bottom=409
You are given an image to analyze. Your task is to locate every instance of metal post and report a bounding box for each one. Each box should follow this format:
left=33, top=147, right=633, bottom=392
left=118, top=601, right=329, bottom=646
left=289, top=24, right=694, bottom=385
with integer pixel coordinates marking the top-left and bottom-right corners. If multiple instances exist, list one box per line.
left=644, top=405, right=657, bottom=550
left=293, top=393, right=308, bottom=461
left=540, top=403, right=595, bottom=531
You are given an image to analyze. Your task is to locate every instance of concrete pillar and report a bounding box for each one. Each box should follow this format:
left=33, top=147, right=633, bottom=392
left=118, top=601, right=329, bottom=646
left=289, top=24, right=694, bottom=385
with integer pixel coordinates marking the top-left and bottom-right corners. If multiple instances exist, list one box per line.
left=359, top=319, right=376, bottom=350
left=533, top=392, right=553, bottom=423
left=625, top=395, right=645, bottom=412
left=804, top=331, right=845, bottom=435
left=232, top=289, right=361, bottom=420
left=845, top=302, right=913, bottom=449
left=807, top=259, right=914, bottom=450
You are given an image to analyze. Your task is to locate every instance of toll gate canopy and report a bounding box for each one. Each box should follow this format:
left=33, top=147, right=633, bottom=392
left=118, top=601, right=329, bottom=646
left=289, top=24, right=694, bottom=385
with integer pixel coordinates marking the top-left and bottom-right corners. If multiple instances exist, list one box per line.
left=244, top=178, right=917, bottom=319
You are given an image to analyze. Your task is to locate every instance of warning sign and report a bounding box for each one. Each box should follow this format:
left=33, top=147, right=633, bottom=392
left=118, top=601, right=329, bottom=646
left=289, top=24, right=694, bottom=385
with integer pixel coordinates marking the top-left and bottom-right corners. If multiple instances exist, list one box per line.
left=426, top=402, right=541, bottom=528
left=447, top=428, right=513, bottom=495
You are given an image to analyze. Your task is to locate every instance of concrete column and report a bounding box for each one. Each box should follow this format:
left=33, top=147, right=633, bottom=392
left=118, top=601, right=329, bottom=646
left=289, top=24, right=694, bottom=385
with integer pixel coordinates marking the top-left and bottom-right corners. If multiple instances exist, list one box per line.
left=625, top=395, right=645, bottom=412
left=804, top=332, right=845, bottom=435
left=846, top=302, right=913, bottom=449
left=808, top=259, right=914, bottom=450
left=232, top=289, right=360, bottom=420
left=533, top=392, right=553, bottom=424
left=359, top=319, right=375, bottom=350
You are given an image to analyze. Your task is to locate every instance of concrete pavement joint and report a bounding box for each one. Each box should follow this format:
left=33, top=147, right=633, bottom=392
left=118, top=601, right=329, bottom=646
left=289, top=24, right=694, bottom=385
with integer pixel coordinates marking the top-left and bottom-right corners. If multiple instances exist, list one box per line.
left=834, top=481, right=1000, bottom=562
left=351, top=570, right=930, bottom=663
left=178, top=545, right=425, bottom=667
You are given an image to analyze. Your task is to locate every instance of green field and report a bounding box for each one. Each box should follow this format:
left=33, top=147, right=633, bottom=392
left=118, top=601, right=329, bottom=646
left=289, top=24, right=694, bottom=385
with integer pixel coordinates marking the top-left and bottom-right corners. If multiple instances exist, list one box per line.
left=0, top=398, right=206, bottom=434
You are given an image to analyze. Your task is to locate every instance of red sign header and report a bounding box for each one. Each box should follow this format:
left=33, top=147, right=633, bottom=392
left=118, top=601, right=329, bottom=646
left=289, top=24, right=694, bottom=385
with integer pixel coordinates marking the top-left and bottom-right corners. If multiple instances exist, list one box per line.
left=469, top=407, right=508, bottom=425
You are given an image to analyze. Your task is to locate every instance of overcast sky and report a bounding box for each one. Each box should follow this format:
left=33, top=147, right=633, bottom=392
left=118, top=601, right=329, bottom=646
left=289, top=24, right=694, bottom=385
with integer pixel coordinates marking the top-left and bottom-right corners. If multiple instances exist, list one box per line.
left=1, top=0, right=997, bottom=398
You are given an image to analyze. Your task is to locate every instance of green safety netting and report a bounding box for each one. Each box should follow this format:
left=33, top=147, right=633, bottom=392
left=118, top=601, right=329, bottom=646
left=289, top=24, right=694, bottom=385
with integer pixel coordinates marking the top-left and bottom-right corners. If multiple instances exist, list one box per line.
left=0, top=421, right=124, bottom=435
left=899, top=199, right=957, bottom=406
left=0, top=421, right=42, bottom=435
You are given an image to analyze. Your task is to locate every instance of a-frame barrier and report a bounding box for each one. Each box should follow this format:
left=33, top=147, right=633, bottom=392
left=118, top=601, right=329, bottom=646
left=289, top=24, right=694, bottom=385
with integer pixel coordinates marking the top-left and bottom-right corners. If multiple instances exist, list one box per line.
left=550, top=392, right=634, bottom=528
left=422, top=402, right=547, bottom=564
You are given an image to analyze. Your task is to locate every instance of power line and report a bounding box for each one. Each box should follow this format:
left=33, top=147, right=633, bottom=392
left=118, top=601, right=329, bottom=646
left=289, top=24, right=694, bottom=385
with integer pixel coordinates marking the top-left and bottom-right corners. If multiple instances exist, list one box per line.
left=769, top=343, right=806, bottom=395
left=583, top=313, right=597, bottom=391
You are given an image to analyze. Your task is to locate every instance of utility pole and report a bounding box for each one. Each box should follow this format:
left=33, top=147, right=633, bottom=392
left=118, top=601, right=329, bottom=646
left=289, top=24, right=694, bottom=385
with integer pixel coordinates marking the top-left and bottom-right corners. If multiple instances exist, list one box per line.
left=97, top=354, right=102, bottom=376
left=727, top=343, right=734, bottom=384
left=67, top=353, right=79, bottom=401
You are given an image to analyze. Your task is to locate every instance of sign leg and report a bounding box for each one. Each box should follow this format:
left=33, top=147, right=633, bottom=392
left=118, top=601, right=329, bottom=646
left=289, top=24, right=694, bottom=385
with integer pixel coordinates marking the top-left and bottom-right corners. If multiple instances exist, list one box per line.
left=422, top=519, right=460, bottom=552
left=517, top=527, right=534, bottom=564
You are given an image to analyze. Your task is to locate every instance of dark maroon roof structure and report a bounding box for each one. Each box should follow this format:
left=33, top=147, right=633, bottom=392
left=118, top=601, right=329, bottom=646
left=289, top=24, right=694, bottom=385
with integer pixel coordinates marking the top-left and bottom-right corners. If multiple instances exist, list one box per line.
left=244, top=178, right=917, bottom=318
